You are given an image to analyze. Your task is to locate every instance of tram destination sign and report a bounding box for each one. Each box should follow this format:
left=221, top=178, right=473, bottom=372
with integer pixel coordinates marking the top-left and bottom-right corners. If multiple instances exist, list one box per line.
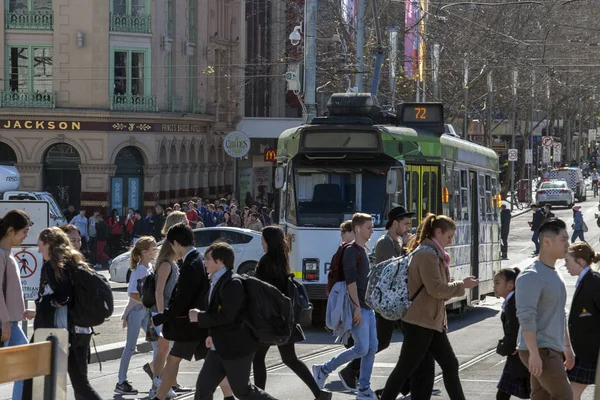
left=0, top=119, right=206, bottom=133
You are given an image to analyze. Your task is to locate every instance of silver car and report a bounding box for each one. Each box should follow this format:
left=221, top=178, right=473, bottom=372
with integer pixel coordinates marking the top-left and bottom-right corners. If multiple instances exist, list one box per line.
left=535, top=180, right=575, bottom=208
left=108, top=227, right=264, bottom=283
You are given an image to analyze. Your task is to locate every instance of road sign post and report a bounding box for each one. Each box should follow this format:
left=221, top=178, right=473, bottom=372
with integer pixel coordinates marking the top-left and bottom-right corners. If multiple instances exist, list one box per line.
left=525, top=149, right=533, bottom=164
left=542, top=136, right=553, bottom=148
left=553, top=142, right=562, bottom=164
left=543, top=147, right=552, bottom=164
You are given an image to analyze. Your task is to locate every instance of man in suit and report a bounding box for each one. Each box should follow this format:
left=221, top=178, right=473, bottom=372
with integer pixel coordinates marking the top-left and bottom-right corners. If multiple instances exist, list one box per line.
left=152, top=223, right=232, bottom=400
left=189, top=242, right=277, bottom=400
left=500, top=203, right=511, bottom=259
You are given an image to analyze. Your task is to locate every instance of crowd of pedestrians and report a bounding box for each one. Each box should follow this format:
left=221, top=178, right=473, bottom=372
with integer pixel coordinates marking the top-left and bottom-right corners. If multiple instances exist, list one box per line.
left=2, top=185, right=600, bottom=400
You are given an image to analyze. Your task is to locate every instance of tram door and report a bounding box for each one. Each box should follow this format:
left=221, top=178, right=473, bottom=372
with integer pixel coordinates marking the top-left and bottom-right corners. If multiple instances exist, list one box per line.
left=405, top=166, right=439, bottom=226
left=470, top=171, right=480, bottom=300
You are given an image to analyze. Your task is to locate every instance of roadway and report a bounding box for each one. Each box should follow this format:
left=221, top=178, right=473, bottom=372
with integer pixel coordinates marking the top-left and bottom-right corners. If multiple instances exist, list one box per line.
left=1, top=195, right=599, bottom=399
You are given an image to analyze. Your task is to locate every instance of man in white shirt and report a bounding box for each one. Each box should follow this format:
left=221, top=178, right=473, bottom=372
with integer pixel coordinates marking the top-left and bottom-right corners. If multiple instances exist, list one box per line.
left=70, top=209, right=89, bottom=253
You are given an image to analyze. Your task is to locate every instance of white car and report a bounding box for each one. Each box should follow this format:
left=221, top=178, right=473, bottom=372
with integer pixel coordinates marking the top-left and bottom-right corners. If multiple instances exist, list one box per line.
left=109, top=227, right=264, bottom=283
left=535, top=180, right=575, bottom=208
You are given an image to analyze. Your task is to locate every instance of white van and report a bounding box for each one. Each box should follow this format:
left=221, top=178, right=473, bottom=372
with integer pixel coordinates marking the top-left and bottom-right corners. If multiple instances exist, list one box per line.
left=0, top=166, right=66, bottom=226
left=549, top=167, right=586, bottom=202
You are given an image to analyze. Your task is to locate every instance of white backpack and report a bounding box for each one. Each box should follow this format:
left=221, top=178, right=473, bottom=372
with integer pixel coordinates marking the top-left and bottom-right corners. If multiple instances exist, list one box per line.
left=365, top=245, right=437, bottom=320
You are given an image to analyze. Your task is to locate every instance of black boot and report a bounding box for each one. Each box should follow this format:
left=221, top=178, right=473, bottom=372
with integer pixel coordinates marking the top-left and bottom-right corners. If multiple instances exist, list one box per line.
left=338, top=364, right=358, bottom=391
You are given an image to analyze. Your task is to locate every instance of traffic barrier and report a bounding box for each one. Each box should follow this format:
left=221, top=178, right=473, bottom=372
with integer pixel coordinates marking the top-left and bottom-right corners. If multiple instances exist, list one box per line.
left=0, top=328, right=68, bottom=400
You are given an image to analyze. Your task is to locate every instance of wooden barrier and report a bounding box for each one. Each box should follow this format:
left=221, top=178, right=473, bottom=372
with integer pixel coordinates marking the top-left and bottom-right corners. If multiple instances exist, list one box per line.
left=0, top=328, right=68, bottom=400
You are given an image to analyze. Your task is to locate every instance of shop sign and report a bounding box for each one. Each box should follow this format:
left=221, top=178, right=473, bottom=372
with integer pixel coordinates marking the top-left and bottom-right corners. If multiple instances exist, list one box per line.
left=264, top=148, right=277, bottom=162
left=224, top=130, right=250, bottom=158
left=112, top=177, right=124, bottom=212
left=0, top=119, right=206, bottom=133
left=128, top=178, right=140, bottom=211
left=239, top=168, right=253, bottom=207
left=254, top=167, right=272, bottom=196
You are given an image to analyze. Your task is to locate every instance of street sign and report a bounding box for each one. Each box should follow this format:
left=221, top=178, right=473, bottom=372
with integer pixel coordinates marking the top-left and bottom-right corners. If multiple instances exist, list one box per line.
left=543, top=146, right=551, bottom=163
left=14, top=247, right=44, bottom=301
left=542, top=136, right=553, bottom=147
left=525, top=149, right=533, bottom=164
left=553, top=142, right=562, bottom=162
left=508, top=149, right=518, bottom=162
left=589, top=129, right=597, bottom=142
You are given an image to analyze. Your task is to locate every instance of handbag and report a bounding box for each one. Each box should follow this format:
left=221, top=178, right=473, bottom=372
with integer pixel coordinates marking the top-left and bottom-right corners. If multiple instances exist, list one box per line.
left=583, top=221, right=589, bottom=233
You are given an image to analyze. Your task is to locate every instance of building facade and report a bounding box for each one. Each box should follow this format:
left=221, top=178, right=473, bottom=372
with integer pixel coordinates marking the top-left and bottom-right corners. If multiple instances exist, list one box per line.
left=0, top=0, right=243, bottom=214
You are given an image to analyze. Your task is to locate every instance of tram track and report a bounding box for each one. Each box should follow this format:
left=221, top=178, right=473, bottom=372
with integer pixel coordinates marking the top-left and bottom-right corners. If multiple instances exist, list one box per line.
left=177, top=345, right=499, bottom=399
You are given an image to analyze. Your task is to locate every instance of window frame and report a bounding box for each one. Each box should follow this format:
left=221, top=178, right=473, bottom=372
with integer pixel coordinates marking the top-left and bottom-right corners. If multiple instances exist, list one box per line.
left=110, top=0, right=150, bottom=16
left=6, top=0, right=52, bottom=12
left=109, top=46, right=152, bottom=97
left=5, top=44, right=53, bottom=93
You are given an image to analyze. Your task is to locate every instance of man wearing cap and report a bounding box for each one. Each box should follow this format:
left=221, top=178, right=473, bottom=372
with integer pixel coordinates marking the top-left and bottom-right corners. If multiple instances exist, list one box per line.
left=338, top=207, right=435, bottom=399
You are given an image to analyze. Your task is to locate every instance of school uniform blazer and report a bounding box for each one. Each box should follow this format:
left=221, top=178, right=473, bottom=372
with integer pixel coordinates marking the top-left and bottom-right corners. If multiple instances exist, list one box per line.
left=153, top=249, right=208, bottom=342
left=496, top=294, right=529, bottom=377
left=196, top=270, right=258, bottom=360
left=568, top=269, right=600, bottom=363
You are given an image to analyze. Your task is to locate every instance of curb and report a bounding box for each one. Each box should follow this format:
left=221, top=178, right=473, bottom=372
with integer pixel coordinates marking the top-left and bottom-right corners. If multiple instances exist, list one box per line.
left=91, top=337, right=153, bottom=364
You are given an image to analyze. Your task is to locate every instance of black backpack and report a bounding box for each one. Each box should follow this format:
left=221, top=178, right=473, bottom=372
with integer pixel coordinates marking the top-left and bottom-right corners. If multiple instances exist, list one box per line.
left=68, top=264, right=114, bottom=327
left=285, top=274, right=312, bottom=324
left=237, top=274, right=294, bottom=346
left=137, top=273, right=157, bottom=309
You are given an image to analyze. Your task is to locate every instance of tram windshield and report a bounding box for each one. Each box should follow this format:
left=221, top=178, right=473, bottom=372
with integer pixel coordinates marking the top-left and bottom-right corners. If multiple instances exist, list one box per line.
left=287, top=164, right=390, bottom=228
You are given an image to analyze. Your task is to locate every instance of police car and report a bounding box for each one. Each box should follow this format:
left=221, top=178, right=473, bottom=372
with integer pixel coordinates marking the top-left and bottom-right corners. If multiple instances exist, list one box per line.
left=535, top=180, right=575, bottom=208
left=549, top=167, right=586, bottom=201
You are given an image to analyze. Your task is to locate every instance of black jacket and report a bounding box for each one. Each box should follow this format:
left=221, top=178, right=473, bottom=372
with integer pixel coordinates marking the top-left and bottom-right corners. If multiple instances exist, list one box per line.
left=500, top=209, right=511, bottom=235
left=34, top=261, right=73, bottom=331
left=496, top=293, right=529, bottom=377
left=96, top=221, right=109, bottom=241
left=153, top=249, right=208, bottom=342
left=530, top=209, right=545, bottom=232
left=568, top=269, right=600, bottom=363
left=196, top=270, right=258, bottom=360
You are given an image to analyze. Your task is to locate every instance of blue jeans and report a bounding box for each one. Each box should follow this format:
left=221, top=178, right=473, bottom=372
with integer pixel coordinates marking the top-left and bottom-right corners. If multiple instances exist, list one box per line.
left=3, top=321, right=29, bottom=400
left=531, top=231, right=540, bottom=253
left=118, top=304, right=158, bottom=384
left=323, top=308, right=378, bottom=391
left=571, top=230, right=585, bottom=243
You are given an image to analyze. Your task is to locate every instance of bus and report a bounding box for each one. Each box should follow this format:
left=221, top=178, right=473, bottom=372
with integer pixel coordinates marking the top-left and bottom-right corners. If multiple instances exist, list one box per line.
left=274, top=93, right=501, bottom=323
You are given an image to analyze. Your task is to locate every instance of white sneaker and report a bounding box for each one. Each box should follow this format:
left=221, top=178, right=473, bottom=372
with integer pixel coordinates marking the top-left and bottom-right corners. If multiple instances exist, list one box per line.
left=312, top=364, right=329, bottom=390
left=152, top=378, right=177, bottom=399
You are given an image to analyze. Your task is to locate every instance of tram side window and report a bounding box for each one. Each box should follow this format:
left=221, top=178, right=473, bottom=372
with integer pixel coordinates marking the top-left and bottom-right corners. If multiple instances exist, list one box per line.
left=452, top=170, right=461, bottom=220
left=460, top=170, right=469, bottom=220
left=430, top=171, right=438, bottom=215
left=423, top=172, right=430, bottom=216
left=485, top=175, right=492, bottom=220
left=492, top=177, right=499, bottom=220
left=479, top=175, right=486, bottom=220
left=411, top=172, right=419, bottom=216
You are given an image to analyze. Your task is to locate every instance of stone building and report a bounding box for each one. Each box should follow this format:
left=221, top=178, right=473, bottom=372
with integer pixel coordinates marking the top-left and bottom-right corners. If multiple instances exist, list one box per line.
left=0, top=0, right=243, bottom=214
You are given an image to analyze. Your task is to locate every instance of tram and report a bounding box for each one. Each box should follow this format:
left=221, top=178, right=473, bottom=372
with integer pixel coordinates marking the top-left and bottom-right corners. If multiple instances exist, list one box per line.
left=274, top=93, right=501, bottom=321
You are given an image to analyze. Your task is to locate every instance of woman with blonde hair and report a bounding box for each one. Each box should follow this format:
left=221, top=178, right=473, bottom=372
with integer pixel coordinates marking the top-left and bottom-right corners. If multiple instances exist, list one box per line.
left=564, top=242, right=600, bottom=400
left=161, top=211, right=188, bottom=237
left=23, top=227, right=101, bottom=400
left=115, top=236, right=159, bottom=395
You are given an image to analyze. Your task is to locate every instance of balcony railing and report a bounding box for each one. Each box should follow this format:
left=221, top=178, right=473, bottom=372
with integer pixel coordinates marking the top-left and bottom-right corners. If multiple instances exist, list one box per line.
left=5, top=10, right=53, bottom=30
left=168, top=96, right=182, bottom=112
left=110, top=13, right=151, bottom=34
left=0, top=90, right=55, bottom=108
left=110, top=94, right=158, bottom=112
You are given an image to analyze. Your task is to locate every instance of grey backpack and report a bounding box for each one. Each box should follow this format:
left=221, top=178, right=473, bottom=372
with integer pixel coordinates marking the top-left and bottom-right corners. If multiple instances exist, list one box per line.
left=365, top=245, right=436, bottom=320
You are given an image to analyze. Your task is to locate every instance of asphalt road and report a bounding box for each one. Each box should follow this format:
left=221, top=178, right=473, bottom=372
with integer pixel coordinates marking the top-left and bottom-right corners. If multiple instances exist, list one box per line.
left=1, top=195, right=599, bottom=399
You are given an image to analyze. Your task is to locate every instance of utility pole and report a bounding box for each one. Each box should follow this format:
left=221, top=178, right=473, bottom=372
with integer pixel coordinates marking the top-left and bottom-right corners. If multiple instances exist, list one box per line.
left=463, top=54, right=469, bottom=139
left=529, top=71, right=535, bottom=203
left=578, top=97, right=582, bottom=163
left=510, top=68, right=518, bottom=211
left=432, top=43, right=440, bottom=101
left=388, top=26, right=399, bottom=105
left=487, top=70, right=493, bottom=147
left=303, top=0, right=317, bottom=122
left=355, top=0, right=366, bottom=92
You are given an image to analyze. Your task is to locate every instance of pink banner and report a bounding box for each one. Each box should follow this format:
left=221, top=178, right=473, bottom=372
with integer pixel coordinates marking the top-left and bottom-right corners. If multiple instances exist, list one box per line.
left=404, top=0, right=420, bottom=78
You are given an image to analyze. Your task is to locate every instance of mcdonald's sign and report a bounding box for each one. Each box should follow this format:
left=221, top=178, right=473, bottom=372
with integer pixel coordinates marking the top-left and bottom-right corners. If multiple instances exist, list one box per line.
left=264, top=148, right=277, bottom=162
